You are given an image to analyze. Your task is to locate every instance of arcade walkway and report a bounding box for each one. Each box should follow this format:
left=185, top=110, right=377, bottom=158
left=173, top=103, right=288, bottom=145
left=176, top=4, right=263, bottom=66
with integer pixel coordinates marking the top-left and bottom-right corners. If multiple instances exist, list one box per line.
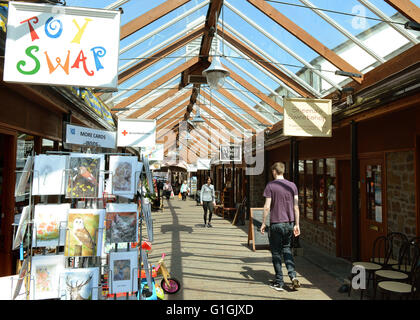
left=146, top=197, right=357, bottom=300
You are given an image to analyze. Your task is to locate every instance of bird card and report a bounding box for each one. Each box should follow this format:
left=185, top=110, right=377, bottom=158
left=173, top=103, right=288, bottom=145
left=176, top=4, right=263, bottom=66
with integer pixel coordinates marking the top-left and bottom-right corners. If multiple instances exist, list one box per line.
left=59, top=267, right=100, bottom=300
left=32, top=204, right=70, bottom=248
left=32, top=155, right=67, bottom=195
left=65, top=153, right=105, bottom=199
left=64, top=209, right=105, bottom=257
left=108, top=156, right=138, bottom=198
left=105, top=203, right=138, bottom=244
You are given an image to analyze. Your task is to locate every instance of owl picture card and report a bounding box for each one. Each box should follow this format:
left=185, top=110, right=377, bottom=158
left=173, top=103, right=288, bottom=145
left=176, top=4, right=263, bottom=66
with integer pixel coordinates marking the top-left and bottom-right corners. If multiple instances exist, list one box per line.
left=32, top=204, right=70, bottom=248
left=109, top=250, right=138, bottom=294
left=59, top=267, right=100, bottom=300
left=30, top=255, right=65, bottom=300
left=65, top=209, right=105, bottom=257
left=32, top=155, right=67, bottom=195
left=66, top=153, right=105, bottom=199
left=108, top=156, right=138, bottom=197
left=106, top=203, right=138, bottom=244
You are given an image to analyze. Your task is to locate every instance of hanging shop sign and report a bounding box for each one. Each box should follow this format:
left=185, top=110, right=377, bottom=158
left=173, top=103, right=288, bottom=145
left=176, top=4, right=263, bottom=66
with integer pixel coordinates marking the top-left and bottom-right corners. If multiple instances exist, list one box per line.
left=187, top=163, right=198, bottom=172
left=117, top=119, right=156, bottom=148
left=142, top=144, right=164, bottom=161
left=283, top=98, right=332, bottom=137
left=3, top=2, right=120, bottom=89
left=220, top=144, right=242, bottom=162
left=65, top=123, right=116, bottom=149
left=197, top=158, right=211, bottom=170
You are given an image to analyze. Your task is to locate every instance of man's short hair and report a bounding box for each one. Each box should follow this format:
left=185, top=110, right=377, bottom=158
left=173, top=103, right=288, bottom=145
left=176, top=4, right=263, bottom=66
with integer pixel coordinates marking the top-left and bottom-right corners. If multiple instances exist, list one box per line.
left=271, top=162, right=285, bottom=175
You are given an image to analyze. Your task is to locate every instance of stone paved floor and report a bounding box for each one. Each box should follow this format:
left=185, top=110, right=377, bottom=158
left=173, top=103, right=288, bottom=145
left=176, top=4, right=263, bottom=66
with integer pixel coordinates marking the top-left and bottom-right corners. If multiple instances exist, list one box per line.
left=145, top=197, right=357, bottom=300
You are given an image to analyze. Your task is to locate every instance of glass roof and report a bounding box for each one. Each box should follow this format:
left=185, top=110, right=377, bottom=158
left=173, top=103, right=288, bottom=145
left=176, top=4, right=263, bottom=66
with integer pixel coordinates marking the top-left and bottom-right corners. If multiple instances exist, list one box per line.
left=63, top=0, right=420, bottom=147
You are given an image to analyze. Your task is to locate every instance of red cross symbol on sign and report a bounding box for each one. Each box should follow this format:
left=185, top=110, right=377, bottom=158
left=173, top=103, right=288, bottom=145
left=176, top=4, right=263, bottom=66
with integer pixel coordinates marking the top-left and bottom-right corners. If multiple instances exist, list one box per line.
left=122, top=130, right=128, bottom=136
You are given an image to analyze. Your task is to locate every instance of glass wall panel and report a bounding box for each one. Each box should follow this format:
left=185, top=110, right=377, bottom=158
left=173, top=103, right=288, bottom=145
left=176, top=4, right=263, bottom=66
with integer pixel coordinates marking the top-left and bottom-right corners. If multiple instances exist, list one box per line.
left=326, top=158, right=336, bottom=228
left=305, top=160, right=313, bottom=220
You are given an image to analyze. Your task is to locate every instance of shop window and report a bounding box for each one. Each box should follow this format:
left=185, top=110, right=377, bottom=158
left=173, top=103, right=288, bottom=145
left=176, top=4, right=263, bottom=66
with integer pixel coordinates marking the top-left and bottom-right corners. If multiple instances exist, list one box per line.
left=300, top=158, right=336, bottom=227
left=366, top=165, right=382, bottom=223
left=305, top=160, right=313, bottom=220
left=326, top=159, right=336, bottom=228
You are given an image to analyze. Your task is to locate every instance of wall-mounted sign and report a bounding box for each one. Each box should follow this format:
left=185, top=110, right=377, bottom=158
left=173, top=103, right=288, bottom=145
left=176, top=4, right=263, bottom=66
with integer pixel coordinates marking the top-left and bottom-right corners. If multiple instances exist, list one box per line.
left=220, top=144, right=242, bottom=162
left=3, top=2, right=120, bottom=89
left=197, top=158, right=211, bottom=170
left=117, top=119, right=156, bottom=148
left=187, top=163, right=197, bottom=172
left=142, top=144, right=164, bottom=161
left=283, top=98, right=332, bottom=137
left=65, top=123, right=116, bottom=149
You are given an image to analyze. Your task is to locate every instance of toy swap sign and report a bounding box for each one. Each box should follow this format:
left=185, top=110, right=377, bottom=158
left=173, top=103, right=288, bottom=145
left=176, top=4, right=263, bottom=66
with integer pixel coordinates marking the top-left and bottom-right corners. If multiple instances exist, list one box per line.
left=3, top=2, right=120, bottom=89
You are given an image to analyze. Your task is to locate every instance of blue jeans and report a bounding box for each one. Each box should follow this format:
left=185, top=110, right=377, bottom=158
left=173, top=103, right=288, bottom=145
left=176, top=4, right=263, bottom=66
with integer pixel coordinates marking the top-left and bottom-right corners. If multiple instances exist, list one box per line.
left=269, top=222, right=297, bottom=286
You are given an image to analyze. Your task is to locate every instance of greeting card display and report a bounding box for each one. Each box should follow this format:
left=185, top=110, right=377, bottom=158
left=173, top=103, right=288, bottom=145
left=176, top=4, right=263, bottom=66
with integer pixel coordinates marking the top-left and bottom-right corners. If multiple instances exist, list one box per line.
left=59, top=267, right=100, bottom=300
left=66, top=154, right=105, bottom=198
left=32, top=204, right=70, bottom=248
left=32, top=155, right=67, bottom=195
left=65, top=209, right=105, bottom=257
left=105, top=203, right=138, bottom=244
left=15, top=156, right=34, bottom=197
left=30, top=255, right=65, bottom=300
left=108, top=156, right=137, bottom=197
left=109, top=249, right=138, bottom=294
left=12, top=205, right=31, bottom=250
left=13, top=258, right=29, bottom=300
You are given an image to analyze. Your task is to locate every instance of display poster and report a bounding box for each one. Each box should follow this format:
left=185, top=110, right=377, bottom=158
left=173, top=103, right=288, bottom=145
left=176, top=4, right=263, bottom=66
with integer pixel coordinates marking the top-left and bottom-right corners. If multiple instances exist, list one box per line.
left=66, top=124, right=116, bottom=149
left=283, top=98, right=332, bottom=137
left=142, top=144, right=164, bottom=161
left=197, top=158, right=211, bottom=170
left=3, top=2, right=121, bottom=89
left=117, top=119, right=156, bottom=147
left=220, top=144, right=242, bottom=162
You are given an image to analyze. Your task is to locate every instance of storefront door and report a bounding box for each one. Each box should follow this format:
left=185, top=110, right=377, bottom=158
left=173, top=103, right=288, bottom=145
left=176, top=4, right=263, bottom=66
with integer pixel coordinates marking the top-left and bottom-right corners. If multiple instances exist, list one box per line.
left=360, top=158, right=387, bottom=261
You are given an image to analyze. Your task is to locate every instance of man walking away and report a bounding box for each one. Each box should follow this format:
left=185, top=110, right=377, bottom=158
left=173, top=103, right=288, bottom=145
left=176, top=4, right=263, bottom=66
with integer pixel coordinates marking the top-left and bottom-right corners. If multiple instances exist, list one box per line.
left=261, top=162, right=301, bottom=292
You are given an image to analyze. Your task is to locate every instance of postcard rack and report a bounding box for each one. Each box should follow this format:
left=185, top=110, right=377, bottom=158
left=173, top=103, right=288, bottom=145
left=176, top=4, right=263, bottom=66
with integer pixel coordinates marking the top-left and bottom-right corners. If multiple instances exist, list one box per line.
left=10, top=149, right=156, bottom=300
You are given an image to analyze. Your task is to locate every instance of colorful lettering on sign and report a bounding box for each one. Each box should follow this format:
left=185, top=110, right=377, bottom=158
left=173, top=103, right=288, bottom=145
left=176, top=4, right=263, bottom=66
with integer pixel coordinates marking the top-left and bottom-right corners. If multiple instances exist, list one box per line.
left=71, top=50, right=94, bottom=76
left=71, top=18, right=92, bottom=44
left=91, top=47, right=106, bottom=71
left=44, top=17, right=63, bottom=39
left=20, top=16, right=40, bottom=42
left=15, top=15, right=108, bottom=77
left=17, top=45, right=41, bottom=75
left=44, top=50, right=70, bottom=74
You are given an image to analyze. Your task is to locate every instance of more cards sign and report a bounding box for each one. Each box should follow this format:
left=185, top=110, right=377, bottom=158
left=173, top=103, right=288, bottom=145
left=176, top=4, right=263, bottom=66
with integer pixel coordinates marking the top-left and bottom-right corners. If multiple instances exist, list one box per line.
left=65, top=124, right=116, bottom=149
left=283, top=98, right=332, bottom=137
left=117, top=119, right=156, bottom=148
left=3, top=2, right=120, bottom=89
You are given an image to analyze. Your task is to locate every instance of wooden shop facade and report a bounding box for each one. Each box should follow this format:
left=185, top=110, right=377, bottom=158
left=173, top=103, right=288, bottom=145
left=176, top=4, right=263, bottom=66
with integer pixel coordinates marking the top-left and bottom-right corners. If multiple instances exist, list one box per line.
left=247, top=44, right=420, bottom=262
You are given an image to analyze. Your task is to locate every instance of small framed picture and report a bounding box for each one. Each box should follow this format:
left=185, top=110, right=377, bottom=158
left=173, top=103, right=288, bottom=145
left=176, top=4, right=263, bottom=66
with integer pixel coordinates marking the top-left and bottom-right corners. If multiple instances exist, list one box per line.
left=109, top=249, right=138, bottom=294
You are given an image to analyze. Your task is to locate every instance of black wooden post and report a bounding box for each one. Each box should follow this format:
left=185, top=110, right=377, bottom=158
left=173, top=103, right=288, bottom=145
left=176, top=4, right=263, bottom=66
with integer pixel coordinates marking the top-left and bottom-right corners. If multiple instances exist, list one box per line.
left=351, top=120, right=360, bottom=262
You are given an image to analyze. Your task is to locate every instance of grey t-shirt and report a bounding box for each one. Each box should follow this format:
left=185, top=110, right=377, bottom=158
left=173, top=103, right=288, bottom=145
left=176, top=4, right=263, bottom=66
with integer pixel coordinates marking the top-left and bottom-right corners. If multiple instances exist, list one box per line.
left=200, top=184, right=215, bottom=202
left=263, top=179, right=298, bottom=223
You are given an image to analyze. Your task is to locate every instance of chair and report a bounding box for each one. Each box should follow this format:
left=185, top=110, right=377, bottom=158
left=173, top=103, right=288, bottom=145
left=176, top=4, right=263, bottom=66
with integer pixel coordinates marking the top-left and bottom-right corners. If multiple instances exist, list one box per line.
left=348, top=236, right=385, bottom=299
left=373, top=239, right=412, bottom=299
left=387, top=232, right=409, bottom=267
left=377, top=248, right=420, bottom=300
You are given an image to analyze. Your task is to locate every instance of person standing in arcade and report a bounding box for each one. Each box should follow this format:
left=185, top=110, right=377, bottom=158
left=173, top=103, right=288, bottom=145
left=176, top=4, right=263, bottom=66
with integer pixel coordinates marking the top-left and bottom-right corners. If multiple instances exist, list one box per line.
left=200, top=177, right=216, bottom=228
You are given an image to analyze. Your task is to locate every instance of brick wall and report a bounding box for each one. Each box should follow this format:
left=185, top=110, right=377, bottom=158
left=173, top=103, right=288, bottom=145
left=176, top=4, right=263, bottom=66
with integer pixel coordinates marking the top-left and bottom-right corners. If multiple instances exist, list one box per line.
left=300, top=218, right=336, bottom=256
left=386, top=151, right=416, bottom=239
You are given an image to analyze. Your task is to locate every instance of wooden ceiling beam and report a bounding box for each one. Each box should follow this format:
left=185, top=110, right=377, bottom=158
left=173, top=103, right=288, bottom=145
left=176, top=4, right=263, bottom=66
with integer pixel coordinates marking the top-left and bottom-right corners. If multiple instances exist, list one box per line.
left=119, top=26, right=205, bottom=85
left=218, top=88, right=271, bottom=125
left=199, top=0, right=224, bottom=58
left=218, top=28, right=316, bottom=98
left=120, top=0, right=191, bottom=40
left=113, top=57, right=199, bottom=112
left=247, top=0, right=363, bottom=84
left=200, top=91, right=256, bottom=132
left=223, top=64, right=284, bottom=114
left=146, top=91, right=192, bottom=120
left=385, top=0, right=420, bottom=23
